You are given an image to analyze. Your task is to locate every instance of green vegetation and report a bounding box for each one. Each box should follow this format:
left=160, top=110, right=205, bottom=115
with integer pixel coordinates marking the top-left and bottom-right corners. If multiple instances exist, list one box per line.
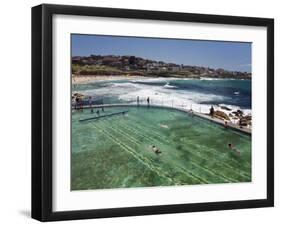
left=72, top=55, right=252, bottom=79
left=72, top=64, right=145, bottom=76
left=72, top=64, right=123, bottom=75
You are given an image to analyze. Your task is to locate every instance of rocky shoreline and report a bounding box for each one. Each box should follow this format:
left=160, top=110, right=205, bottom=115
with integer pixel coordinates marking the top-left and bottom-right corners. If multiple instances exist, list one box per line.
left=211, top=106, right=251, bottom=129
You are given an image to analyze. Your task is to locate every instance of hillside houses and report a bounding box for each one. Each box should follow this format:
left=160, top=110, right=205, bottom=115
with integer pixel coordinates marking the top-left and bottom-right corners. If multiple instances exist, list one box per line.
left=72, top=54, right=251, bottom=79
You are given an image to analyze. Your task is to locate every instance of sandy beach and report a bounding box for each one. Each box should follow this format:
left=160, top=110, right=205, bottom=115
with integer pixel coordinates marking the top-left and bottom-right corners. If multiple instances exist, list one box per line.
left=72, top=74, right=145, bottom=84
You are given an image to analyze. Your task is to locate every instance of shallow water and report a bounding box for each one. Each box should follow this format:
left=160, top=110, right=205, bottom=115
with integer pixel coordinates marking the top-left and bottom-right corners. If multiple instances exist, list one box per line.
left=71, top=106, right=251, bottom=190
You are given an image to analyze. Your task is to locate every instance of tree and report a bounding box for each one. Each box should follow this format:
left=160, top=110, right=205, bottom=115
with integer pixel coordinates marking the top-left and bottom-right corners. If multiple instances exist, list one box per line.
left=129, top=56, right=136, bottom=65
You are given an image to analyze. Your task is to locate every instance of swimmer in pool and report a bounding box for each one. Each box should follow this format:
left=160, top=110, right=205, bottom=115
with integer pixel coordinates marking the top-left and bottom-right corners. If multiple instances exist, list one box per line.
left=151, top=145, right=161, bottom=154
left=155, top=148, right=162, bottom=154
left=228, top=143, right=240, bottom=155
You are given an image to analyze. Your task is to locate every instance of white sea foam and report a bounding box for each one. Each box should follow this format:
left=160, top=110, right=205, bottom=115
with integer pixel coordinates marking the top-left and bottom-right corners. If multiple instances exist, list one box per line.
left=115, top=79, right=226, bottom=113
left=163, top=82, right=177, bottom=89
left=131, top=77, right=178, bottom=84
left=218, top=104, right=252, bottom=115
left=200, top=77, right=235, bottom=81
left=78, top=77, right=251, bottom=116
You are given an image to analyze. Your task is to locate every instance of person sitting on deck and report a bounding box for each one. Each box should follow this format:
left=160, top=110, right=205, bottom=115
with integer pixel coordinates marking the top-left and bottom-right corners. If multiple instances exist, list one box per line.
left=209, top=105, right=214, bottom=117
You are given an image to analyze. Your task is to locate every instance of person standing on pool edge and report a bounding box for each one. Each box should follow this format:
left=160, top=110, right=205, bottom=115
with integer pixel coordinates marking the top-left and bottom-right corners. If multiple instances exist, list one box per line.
left=209, top=105, right=214, bottom=117
left=147, top=97, right=150, bottom=107
left=75, top=96, right=80, bottom=110
left=88, top=96, right=93, bottom=113
left=88, top=96, right=92, bottom=108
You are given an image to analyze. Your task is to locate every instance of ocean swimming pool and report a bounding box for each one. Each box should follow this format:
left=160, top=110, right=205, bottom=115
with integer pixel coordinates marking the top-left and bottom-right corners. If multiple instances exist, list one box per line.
left=71, top=106, right=251, bottom=190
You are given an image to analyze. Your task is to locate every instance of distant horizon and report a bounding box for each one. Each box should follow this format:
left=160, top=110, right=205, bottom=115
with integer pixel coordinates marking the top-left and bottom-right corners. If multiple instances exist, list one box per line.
left=72, top=34, right=252, bottom=73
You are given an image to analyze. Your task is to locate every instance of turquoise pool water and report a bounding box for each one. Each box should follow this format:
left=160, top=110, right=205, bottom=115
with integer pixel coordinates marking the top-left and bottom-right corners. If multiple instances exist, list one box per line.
left=71, top=106, right=251, bottom=190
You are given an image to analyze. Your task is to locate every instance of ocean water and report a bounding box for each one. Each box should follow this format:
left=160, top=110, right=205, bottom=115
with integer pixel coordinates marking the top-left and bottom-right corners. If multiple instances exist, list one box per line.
left=73, top=77, right=251, bottom=114
left=71, top=106, right=251, bottom=190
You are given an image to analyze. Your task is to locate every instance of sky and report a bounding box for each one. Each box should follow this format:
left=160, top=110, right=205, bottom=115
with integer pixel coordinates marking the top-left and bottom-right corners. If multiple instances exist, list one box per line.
left=72, top=34, right=252, bottom=72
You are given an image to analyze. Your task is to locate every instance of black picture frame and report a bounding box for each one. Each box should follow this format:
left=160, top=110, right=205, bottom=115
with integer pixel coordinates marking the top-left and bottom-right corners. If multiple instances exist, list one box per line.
left=32, top=4, right=274, bottom=222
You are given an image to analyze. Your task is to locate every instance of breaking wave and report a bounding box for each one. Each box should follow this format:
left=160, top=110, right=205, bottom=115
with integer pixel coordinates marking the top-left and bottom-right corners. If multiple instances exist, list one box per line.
left=75, top=77, right=251, bottom=114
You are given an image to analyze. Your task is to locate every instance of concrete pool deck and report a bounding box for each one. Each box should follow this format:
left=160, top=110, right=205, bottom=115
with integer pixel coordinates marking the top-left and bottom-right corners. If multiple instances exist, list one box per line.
left=73, top=103, right=251, bottom=136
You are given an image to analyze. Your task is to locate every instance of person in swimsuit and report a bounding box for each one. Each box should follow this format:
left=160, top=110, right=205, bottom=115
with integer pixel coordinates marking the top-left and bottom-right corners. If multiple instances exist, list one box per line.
left=228, top=143, right=240, bottom=155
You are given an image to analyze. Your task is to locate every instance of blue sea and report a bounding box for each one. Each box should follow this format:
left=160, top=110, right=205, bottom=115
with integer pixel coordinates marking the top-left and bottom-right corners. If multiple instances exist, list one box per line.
left=73, top=77, right=252, bottom=114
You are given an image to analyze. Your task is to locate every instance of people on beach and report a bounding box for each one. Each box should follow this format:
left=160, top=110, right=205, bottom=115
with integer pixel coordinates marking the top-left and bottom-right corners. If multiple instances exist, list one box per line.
left=209, top=105, right=214, bottom=117
left=137, top=96, right=140, bottom=106
left=147, top=97, right=150, bottom=107
left=228, top=143, right=240, bottom=155
left=102, top=107, right=104, bottom=112
left=96, top=110, right=100, bottom=116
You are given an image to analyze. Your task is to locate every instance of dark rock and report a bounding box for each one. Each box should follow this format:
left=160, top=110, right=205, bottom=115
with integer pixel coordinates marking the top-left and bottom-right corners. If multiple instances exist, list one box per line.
left=214, top=110, right=230, bottom=121
left=221, top=105, right=232, bottom=111
left=237, top=109, right=244, bottom=115
left=232, top=110, right=244, bottom=117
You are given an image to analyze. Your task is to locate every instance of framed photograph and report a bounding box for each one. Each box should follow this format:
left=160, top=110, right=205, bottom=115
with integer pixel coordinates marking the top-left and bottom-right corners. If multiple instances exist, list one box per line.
left=32, top=4, right=274, bottom=221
